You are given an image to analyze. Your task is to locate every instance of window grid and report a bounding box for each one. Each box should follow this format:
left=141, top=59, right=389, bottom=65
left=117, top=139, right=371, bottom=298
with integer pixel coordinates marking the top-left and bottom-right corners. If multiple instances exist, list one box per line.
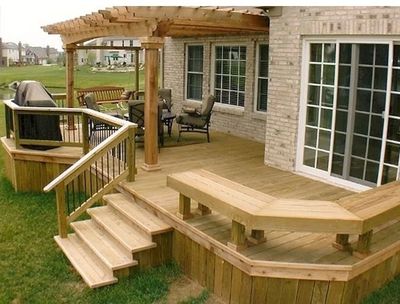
left=186, top=45, right=204, bottom=101
left=304, top=43, right=337, bottom=171
left=256, top=44, right=269, bottom=112
left=214, top=45, right=246, bottom=107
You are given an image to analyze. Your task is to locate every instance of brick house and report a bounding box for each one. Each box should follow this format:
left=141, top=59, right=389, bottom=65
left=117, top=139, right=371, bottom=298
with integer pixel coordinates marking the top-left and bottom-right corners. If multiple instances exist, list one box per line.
left=163, top=6, right=400, bottom=191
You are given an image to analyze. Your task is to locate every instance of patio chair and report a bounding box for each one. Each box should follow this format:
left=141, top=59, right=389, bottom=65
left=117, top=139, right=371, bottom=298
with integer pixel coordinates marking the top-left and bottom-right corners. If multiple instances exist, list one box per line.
left=127, top=99, right=164, bottom=147
left=176, top=95, right=216, bottom=143
left=83, top=93, right=119, bottom=140
left=158, top=88, right=172, bottom=113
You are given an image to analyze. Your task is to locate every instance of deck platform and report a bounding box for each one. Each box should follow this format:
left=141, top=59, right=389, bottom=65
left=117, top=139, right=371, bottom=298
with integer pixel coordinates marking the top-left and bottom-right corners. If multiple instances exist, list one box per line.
left=121, top=131, right=400, bottom=303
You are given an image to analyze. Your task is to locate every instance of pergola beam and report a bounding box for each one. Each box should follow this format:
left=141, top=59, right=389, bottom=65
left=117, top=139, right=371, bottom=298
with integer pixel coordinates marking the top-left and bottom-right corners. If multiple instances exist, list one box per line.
left=75, top=45, right=141, bottom=51
left=42, top=6, right=268, bottom=42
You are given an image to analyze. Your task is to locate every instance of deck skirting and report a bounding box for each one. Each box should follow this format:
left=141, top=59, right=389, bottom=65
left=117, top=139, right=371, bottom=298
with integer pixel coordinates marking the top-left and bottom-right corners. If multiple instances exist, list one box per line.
left=1, top=137, right=82, bottom=192
left=172, top=229, right=400, bottom=303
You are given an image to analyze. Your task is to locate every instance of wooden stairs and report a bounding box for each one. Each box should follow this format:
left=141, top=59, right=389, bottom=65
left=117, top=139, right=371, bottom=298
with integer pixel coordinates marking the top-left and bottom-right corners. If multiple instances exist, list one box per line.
left=55, top=192, right=173, bottom=288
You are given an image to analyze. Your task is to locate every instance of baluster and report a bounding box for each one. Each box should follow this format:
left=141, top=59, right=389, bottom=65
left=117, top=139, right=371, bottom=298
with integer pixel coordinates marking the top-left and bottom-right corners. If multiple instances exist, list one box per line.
left=82, top=113, right=89, bottom=154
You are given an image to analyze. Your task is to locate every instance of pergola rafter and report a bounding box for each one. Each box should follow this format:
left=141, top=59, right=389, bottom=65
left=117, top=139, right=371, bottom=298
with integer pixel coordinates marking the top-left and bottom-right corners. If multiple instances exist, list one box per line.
left=42, top=6, right=269, bottom=171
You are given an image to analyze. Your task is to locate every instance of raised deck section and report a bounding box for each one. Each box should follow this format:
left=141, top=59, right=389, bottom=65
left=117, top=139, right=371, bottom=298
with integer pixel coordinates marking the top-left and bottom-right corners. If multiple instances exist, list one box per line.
left=120, top=131, right=400, bottom=303
left=1, top=136, right=82, bottom=191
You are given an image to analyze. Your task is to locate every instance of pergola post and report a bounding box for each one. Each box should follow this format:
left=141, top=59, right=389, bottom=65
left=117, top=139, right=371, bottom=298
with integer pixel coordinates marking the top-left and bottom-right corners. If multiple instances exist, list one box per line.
left=65, top=44, right=76, bottom=129
left=135, top=49, right=140, bottom=92
left=141, top=37, right=164, bottom=171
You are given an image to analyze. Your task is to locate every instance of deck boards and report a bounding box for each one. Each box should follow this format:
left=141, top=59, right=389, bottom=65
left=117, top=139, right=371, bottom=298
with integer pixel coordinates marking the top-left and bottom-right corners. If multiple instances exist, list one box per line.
left=127, top=131, right=400, bottom=267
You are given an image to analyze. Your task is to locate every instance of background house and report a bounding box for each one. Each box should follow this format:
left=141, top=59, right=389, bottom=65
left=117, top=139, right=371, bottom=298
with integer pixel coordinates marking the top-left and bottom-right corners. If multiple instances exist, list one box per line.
left=77, top=37, right=144, bottom=66
left=0, top=41, right=26, bottom=66
left=25, top=46, right=59, bottom=65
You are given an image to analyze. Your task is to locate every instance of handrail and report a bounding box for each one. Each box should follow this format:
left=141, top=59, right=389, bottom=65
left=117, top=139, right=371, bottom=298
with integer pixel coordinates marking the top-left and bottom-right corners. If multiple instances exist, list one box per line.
left=3, top=99, right=126, bottom=127
left=44, top=123, right=133, bottom=192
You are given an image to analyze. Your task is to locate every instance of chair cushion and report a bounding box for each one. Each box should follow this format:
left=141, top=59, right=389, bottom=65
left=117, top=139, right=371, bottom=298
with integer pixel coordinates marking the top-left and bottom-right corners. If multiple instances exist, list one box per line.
left=84, top=93, right=100, bottom=112
left=158, top=88, right=172, bottom=111
left=120, top=90, right=133, bottom=100
left=176, top=113, right=207, bottom=128
left=200, top=95, right=216, bottom=116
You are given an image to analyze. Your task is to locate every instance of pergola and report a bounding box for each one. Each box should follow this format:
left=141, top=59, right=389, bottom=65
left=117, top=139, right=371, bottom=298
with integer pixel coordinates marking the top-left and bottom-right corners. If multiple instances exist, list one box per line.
left=42, top=6, right=270, bottom=170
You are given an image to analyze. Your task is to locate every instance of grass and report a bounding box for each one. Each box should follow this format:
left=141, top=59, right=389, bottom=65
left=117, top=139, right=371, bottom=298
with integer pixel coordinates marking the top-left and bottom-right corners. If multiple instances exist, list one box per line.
left=178, top=290, right=209, bottom=304
left=0, top=65, right=144, bottom=92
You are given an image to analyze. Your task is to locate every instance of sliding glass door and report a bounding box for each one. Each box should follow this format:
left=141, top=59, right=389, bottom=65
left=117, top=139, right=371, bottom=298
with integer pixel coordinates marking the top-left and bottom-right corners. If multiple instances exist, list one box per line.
left=301, top=40, right=400, bottom=187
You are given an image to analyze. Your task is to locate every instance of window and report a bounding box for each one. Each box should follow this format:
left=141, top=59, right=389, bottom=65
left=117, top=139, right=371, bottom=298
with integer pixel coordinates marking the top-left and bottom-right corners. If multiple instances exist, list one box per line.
left=186, top=45, right=203, bottom=100
left=299, top=40, right=400, bottom=187
left=214, top=45, right=246, bottom=107
left=255, top=44, right=269, bottom=112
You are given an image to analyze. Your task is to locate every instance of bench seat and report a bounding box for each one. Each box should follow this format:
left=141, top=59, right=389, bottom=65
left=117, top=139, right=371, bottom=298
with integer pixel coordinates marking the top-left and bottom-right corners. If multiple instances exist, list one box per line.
left=76, top=86, right=126, bottom=106
left=167, top=169, right=363, bottom=250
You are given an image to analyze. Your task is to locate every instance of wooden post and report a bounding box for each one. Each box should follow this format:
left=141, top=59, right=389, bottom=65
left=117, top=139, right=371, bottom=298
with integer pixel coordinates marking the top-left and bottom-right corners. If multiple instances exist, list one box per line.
left=65, top=44, right=76, bottom=129
left=127, top=126, right=136, bottom=182
left=332, top=233, right=351, bottom=251
left=81, top=112, right=89, bottom=154
left=140, top=37, right=164, bottom=171
left=228, top=220, right=247, bottom=251
left=5, top=106, right=11, bottom=138
left=248, top=229, right=266, bottom=245
left=135, top=49, right=140, bottom=92
left=197, top=203, right=211, bottom=216
left=177, top=193, right=193, bottom=220
left=56, top=184, right=68, bottom=238
left=353, top=230, right=373, bottom=258
left=12, top=110, right=20, bottom=149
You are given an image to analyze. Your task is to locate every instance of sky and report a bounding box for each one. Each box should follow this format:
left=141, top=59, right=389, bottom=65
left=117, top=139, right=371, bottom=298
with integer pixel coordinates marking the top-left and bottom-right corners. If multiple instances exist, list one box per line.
left=0, top=0, right=387, bottom=51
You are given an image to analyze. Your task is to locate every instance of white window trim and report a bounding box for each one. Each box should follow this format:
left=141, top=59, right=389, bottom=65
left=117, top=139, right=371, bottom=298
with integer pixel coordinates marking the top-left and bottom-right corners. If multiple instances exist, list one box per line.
left=296, top=37, right=395, bottom=191
left=254, top=42, right=269, bottom=114
left=185, top=44, right=204, bottom=102
left=210, top=42, right=248, bottom=109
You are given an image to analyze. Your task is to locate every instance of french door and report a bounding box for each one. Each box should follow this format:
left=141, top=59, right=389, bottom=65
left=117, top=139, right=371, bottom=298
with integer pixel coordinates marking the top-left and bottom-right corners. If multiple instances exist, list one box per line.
left=301, top=40, right=400, bottom=187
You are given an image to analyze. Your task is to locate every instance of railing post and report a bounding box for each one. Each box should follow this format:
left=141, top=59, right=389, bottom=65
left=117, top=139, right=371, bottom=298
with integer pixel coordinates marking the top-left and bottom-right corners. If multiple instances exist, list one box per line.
left=12, top=110, right=21, bottom=149
left=127, top=126, right=136, bottom=182
left=82, top=112, right=90, bottom=154
left=5, top=105, right=11, bottom=138
left=55, top=183, right=68, bottom=238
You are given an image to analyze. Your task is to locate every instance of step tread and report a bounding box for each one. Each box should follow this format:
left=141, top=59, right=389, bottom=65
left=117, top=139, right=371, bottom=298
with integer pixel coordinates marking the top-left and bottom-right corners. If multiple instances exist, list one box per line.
left=54, top=234, right=117, bottom=288
left=71, top=220, right=138, bottom=270
left=104, top=193, right=172, bottom=235
left=87, top=206, right=157, bottom=253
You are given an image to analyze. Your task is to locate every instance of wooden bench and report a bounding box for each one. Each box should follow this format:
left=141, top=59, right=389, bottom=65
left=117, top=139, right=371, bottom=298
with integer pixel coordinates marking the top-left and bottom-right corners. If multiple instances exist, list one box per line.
left=76, top=86, right=127, bottom=106
left=334, top=181, right=400, bottom=257
left=167, top=170, right=363, bottom=251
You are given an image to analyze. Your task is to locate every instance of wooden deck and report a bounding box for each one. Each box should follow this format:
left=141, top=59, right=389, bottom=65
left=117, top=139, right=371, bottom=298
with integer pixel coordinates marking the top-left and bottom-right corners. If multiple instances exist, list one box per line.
left=128, top=130, right=400, bottom=267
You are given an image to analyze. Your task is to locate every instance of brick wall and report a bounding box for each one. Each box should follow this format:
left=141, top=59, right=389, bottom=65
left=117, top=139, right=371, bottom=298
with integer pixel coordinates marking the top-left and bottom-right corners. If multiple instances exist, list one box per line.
left=265, top=6, right=400, bottom=171
left=163, top=34, right=268, bottom=143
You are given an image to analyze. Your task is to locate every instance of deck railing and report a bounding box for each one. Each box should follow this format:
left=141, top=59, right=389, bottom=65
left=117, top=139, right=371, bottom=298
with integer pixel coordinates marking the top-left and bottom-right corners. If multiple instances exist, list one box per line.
left=3, top=99, right=137, bottom=238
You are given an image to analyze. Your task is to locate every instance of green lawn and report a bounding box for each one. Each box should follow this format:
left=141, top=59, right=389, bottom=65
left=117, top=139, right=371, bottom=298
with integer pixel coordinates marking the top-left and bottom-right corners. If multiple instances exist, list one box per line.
left=0, top=65, right=143, bottom=92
